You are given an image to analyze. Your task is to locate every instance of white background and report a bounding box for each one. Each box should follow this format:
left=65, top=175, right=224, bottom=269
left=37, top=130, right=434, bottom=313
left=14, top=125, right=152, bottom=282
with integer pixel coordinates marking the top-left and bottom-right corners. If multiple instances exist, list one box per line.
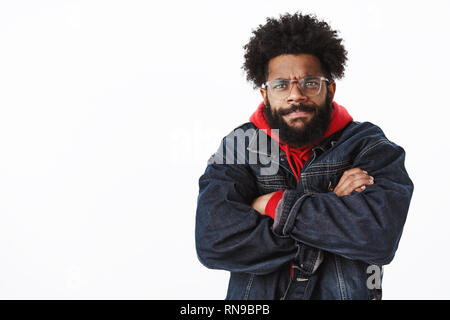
left=0, top=0, right=448, bottom=299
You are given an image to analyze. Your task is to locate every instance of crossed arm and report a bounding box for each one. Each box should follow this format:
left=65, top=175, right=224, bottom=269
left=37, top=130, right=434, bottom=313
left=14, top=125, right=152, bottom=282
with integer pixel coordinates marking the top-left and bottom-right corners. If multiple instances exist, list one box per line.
left=251, top=168, right=374, bottom=215
left=196, top=137, right=413, bottom=273
left=251, top=141, right=413, bottom=265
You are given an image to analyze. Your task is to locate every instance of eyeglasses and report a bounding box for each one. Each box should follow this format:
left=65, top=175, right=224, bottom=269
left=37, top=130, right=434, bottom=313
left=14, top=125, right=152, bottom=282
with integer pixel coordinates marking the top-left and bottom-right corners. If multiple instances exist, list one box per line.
left=262, top=76, right=330, bottom=99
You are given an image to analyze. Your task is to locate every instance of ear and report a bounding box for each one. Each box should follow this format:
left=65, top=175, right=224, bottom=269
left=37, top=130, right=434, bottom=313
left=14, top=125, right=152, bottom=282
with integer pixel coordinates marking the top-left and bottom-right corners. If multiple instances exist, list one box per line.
left=260, top=88, right=268, bottom=104
left=327, top=81, right=336, bottom=100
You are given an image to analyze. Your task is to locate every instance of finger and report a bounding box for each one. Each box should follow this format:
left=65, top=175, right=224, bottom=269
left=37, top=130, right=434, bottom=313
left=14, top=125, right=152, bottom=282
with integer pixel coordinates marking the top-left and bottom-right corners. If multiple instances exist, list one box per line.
left=338, top=172, right=373, bottom=192
left=344, top=176, right=374, bottom=195
left=336, top=176, right=373, bottom=197
left=336, top=168, right=368, bottom=189
left=342, top=168, right=368, bottom=178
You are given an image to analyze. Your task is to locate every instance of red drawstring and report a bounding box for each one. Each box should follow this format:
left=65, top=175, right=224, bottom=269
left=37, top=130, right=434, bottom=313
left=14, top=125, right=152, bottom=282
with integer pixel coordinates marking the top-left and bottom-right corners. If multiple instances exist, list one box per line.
left=284, top=145, right=312, bottom=183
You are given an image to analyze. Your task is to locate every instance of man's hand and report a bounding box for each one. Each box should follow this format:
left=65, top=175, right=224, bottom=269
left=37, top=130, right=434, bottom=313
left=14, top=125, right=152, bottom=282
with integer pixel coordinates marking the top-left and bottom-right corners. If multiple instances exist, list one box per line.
left=251, top=191, right=278, bottom=215
left=333, top=168, right=374, bottom=197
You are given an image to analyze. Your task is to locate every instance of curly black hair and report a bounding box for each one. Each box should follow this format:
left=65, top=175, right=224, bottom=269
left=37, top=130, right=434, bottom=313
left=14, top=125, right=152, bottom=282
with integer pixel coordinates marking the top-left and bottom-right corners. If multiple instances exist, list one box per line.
left=243, top=12, right=348, bottom=88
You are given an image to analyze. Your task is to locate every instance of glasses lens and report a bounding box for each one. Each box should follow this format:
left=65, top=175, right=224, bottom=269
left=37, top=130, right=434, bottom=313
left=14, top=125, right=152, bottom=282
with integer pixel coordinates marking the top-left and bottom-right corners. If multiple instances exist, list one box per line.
left=267, top=77, right=323, bottom=99
left=268, top=80, right=291, bottom=100
left=300, top=77, right=322, bottom=96
left=269, top=79, right=289, bottom=91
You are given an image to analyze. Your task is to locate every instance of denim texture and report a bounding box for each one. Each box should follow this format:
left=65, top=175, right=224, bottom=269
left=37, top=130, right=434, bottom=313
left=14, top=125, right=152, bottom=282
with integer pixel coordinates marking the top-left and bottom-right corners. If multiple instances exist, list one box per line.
left=195, top=121, right=413, bottom=300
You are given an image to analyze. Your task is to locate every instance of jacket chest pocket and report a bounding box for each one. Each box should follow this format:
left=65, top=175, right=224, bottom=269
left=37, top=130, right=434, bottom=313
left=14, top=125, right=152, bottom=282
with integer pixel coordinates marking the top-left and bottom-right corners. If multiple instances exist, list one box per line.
left=300, top=160, right=353, bottom=194
left=255, top=174, right=289, bottom=194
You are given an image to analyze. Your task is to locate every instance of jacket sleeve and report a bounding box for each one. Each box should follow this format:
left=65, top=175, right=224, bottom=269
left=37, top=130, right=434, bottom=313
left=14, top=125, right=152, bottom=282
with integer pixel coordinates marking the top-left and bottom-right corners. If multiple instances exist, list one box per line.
left=195, top=140, right=297, bottom=275
left=273, top=138, right=414, bottom=266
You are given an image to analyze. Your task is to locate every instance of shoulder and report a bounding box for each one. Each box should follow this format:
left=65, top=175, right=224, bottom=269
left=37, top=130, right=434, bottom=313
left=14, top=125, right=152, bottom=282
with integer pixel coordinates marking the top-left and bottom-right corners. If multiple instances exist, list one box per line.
left=337, top=121, right=404, bottom=159
left=339, top=121, right=397, bottom=145
left=341, top=121, right=386, bottom=139
left=208, top=122, right=260, bottom=164
left=227, top=122, right=259, bottom=135
left=219, top=122, right=260, bottom=146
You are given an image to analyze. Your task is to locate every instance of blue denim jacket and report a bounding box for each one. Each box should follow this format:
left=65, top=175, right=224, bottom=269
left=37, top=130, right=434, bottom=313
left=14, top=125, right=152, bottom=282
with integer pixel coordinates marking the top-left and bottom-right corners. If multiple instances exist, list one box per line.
left=195, top=121, right=413, bottom=300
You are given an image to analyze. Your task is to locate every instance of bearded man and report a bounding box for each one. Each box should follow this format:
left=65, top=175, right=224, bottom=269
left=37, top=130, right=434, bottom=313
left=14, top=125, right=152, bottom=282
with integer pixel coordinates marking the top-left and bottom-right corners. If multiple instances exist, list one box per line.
left=195, top=12, right=413, bottom=300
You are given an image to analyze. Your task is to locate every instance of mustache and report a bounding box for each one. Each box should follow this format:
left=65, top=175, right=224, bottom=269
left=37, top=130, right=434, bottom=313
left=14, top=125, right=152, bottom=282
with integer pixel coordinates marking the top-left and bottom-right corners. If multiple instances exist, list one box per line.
left=278, top=104, right=317, bottom=116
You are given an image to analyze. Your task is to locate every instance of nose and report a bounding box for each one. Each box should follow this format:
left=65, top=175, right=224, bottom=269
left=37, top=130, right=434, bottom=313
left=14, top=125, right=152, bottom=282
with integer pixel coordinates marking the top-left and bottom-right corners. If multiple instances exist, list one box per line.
left=287, top=81, right=308, bottom=104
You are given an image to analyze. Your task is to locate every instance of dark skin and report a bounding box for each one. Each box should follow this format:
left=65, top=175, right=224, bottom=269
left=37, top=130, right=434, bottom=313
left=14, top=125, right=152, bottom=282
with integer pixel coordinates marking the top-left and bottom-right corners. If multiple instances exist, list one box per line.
left=251, top=54, right=374, bottom=215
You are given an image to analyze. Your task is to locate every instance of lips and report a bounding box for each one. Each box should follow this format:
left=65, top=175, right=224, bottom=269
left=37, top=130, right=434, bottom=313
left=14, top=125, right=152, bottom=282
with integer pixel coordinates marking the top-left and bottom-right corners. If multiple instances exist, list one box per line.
left=283, top=110, right=313, bottom=119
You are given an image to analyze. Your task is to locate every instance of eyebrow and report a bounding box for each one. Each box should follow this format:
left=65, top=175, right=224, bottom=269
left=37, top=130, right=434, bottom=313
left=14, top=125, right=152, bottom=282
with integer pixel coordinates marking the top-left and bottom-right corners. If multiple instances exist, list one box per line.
left=271, top=74, right=317, bottom=80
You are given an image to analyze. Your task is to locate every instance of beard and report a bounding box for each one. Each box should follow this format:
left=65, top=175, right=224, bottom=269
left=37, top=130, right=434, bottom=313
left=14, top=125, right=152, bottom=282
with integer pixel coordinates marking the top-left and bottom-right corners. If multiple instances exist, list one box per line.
left=263, top=94, right=333, bottom=147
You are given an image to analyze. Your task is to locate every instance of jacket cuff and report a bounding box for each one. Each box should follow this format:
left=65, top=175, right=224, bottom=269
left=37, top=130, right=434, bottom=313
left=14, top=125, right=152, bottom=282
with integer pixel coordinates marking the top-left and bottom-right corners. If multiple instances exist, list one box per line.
left=264, top=190, right=284, bottom=219
left=273, top=189, right=309, bottom=236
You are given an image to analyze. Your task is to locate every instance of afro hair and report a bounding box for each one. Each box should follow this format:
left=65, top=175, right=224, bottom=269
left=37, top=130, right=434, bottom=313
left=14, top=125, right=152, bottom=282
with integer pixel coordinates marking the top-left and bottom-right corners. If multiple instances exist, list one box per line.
left=243, top=12, right=348, bottom=88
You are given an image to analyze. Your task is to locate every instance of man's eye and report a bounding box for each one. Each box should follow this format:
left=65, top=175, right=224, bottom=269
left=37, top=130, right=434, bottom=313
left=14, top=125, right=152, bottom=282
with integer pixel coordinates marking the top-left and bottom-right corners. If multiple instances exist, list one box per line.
left=272, top=81, right=288, bottom=89
left=305, top=80, right=320, bottom=87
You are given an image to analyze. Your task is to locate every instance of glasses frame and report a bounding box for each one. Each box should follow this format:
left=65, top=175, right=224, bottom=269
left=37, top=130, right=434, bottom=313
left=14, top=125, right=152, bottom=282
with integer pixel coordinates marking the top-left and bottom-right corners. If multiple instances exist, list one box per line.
left=262, top=76, right=330, bottom=98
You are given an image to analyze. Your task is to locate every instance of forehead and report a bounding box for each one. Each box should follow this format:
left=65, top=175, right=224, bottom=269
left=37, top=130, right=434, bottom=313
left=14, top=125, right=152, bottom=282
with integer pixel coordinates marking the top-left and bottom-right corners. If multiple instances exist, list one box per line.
left=267, top=54, right=323, bottom=79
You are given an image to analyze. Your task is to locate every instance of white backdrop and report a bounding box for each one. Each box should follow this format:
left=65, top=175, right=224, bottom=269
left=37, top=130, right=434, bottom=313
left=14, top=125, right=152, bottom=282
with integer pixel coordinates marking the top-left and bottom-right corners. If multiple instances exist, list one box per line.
left=0, top=0, right=448, bottom=299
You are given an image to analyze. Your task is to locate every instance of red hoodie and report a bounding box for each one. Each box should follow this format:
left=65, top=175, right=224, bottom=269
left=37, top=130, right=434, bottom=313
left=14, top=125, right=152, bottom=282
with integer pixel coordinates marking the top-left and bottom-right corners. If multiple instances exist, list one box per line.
left=249, top=100, right=353, bottom=218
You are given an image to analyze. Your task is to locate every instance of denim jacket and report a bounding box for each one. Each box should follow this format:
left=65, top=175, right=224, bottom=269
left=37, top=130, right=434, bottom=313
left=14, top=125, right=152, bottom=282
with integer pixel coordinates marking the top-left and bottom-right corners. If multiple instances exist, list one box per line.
left=195, top=121, right=413, bottom=300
